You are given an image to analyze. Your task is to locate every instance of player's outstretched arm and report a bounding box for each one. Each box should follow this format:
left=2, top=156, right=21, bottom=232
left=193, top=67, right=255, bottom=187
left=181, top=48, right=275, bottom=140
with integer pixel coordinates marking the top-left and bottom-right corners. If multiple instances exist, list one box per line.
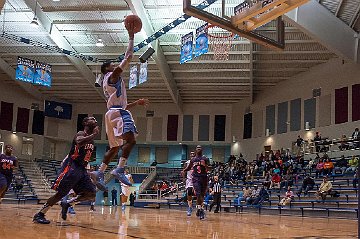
left=75, top=127, right=99, bottom=147
left=126, top=98, right=149, bottom=110
left=110, top=30, right=135, bottom=84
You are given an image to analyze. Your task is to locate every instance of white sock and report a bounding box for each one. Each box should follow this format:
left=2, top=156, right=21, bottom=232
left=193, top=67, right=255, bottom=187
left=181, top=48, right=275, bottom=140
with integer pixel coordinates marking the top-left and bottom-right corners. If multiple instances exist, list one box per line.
left=99, top=163, right=107, bottom=173
left=118, top=157, right=127, bottom=168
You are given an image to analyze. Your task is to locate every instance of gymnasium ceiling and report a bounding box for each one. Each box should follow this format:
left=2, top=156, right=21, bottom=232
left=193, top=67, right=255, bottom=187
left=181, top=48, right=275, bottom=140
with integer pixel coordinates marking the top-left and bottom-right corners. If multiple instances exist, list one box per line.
left=0, top=0, right=359, bottom=108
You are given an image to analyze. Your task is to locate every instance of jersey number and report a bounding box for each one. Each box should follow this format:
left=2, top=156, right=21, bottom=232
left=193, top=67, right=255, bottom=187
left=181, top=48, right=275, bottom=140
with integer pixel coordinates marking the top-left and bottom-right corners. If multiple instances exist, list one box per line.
left=2, top=163, right=11, bottom=170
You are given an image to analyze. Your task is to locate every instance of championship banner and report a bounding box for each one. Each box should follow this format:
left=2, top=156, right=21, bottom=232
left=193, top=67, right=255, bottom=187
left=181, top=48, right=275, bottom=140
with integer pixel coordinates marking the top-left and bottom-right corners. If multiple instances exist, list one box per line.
left=139, top=62, right=148, bottom=85
left=180, top=32, right=193, bottom=64
left=129, top=65, right=138, bottom=89
left=194, top=23, right=208, bottom=58
left=15, top=56, right=35, bottom=83
left=33, top=61, right=52, bottom=87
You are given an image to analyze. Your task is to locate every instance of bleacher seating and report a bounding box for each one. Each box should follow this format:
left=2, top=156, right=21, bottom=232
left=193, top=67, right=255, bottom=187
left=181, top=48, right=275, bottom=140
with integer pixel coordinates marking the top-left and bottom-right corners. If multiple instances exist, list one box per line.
left=141, top=152, right=359, bottom=219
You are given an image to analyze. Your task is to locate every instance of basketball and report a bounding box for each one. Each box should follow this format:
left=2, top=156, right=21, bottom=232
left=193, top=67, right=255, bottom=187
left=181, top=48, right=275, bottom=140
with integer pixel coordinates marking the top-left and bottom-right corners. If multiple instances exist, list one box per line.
left=124, top=15, right=142, bottom=33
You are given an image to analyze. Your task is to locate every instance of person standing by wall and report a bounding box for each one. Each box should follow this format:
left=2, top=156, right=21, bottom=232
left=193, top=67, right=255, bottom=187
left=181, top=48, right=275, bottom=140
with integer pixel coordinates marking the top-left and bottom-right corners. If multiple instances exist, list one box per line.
left=111, top=187, right=118, bottom=206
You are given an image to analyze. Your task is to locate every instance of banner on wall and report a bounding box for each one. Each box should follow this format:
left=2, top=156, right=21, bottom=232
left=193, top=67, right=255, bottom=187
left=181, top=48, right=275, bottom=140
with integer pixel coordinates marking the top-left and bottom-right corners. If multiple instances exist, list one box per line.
left=129, top=65, right=138, bottom=89
left=15, top=56, right=35, bottom=83
left=139, top=62, right=148, bottom=84
left=33, top=61, right=52, bottom=87
left=44, top=100, right=72, bottom=120
left=194, top=23, right=208, bottom=58
left=180, top=32, right=193, bottom=64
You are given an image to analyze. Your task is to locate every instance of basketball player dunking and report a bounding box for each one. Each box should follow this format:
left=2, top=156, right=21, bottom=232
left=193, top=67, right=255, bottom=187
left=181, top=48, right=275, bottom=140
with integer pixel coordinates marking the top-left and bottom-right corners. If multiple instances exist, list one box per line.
left=33, top=117, right=99, bottom=224
left=184, top=151, right=195, bottom=216
left=0, top=145, right=18, bottom=204
left=91, top=21, right=149, bottom=191
left=182, top=145, right=210, bottom=220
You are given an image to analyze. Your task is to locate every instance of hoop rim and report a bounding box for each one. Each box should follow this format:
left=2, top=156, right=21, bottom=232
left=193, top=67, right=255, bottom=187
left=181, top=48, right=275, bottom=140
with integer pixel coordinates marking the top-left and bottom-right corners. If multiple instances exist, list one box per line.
left=206, top=24, right=234, bottom=39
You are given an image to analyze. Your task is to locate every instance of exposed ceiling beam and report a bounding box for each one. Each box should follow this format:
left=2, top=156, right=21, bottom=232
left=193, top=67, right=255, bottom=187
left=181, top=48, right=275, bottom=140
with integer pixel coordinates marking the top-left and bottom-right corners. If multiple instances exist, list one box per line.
left=23, top=0, right=105, bottom=100
left=335, top=0, right=344, bottom=16
left=42, top=6, right=129, bottom=12
left=0, top=57, right=43, bottom=99
left=350, top=4, right=360, bottom=28
left=53, top=19, right=124, bottom=25
left=124, top=0, right=182, bottom=111
left=284, top=0, right=357, bottom=61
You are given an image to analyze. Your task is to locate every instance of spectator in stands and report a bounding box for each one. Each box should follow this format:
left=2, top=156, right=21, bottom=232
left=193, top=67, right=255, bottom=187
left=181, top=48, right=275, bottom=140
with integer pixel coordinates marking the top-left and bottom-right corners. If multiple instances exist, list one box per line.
left=234, top=188, right=244, bottom=206
left=252, top=184, right=269, bottom=206
left=345, top=156, right=359, bottom=174
left=243, top=186, right=251, bottom=203
left=352, top=170, right=358, bottom=189
left=103, top=188, right=109, bottom=206
left=297, top=175, right=315, bottom=196
left=296, top=135, right=303, bottom=156
left=246, top=185, right=260, bottom=205
left=279, top=186, right=294, bottom=206
left=314, top=132, right=322, bottom=152
left=273, top=164, right=280, bottom=175
left=280, top=171, right=293, bottom=190
left=305, top=158, right=315, bottom=173
left=129, top=192, right=135, bottom=206
left=270, top=173, right=281, bottom=189
left=323, top=158, right=334, bottom=176
left=339, top=134, right=349, bottom=151
left=316, top=176, right=332, bottom=202
left=160, top=181, right=168, bottom=191
left=14, top=175, right=23, bottom=193
left=335, top=155, right=348, bottom=174
left=263, top=172, right=271, bottom=189
left=315, top=159, right=324, bottom=178
left=352, top=128, right=359, bottom=148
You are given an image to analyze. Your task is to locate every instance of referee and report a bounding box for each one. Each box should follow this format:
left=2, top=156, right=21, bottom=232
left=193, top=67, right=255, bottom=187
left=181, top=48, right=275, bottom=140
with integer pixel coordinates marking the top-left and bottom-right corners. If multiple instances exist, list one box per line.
left=209, top=175, right=222, bottom=213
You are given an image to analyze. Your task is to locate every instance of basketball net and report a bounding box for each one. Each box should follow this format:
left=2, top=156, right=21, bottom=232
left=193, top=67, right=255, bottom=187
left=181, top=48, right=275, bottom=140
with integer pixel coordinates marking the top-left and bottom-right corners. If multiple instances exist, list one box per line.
left=207, top=25, right=234, bottom=61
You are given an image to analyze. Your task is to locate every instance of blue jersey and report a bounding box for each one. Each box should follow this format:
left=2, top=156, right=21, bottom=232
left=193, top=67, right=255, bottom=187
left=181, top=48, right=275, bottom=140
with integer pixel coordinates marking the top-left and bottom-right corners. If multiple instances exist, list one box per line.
left=0, top=154, right=17, bottom=176
left=68, top=132, right=95, bottom=167
left=191, top=156, right=209, bottom=177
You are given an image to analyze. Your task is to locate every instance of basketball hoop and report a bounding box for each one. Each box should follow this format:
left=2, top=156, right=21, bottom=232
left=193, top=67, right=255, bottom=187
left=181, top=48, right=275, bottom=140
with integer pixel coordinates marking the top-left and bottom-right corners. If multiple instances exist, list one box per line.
left=206, top=24, right=234, bottom=61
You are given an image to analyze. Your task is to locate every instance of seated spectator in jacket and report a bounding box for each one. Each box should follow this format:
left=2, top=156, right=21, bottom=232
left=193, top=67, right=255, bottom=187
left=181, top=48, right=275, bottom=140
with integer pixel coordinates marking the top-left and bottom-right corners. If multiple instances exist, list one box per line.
left=280, top=172, right=293, bottom=190
left=315, top=159, right=324, bottom=178
left=352, top=128, right=359, bottom=148
left=314, top=132, right=322, bottom=152
left=279, top=186, right=294, bottom=206
left=339, top=134, right=349, bottom=151
left=252, top=185, right=269, bottom=206
left=323, top=158, right=334, bottom=176
left=316, top=176, right=332, bottom=202
left=335, top=155, right=348, bottom=174
left=273, top=164, right=281, bottom=175
left=243, top=186, right=251, bottom=202
left=246, top=185, right=260, bottom=205
left=345, top=156, right=359, bottom=174
left=270, top=173, right=281, bottom=189
left=234, top=188, right=244, bottom=206
left=297, top=175, right=315, bottom=196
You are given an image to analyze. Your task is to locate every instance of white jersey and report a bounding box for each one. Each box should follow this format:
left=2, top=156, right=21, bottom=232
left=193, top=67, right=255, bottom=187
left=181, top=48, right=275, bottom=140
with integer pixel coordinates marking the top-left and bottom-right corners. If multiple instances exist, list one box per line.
left=103, top=72, right=128, bottom=110
left=185, top=160, right=193, bottom=189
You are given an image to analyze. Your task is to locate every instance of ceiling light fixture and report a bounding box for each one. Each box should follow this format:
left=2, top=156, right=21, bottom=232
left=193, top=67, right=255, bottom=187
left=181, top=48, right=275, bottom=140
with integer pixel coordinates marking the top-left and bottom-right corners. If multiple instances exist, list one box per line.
left=30, top=0, right=39, bottom=27
left=96, top=39, right=104, bottom=47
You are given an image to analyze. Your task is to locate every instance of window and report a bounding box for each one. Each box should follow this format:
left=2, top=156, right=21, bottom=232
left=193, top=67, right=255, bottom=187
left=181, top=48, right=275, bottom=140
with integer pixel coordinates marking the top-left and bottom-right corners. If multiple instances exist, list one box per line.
left=155, top=147, right=168, bottom=164
left=22, top=137, right=34, bottom=156
left=212, top=147, right=225, bottom=162
left=138, top=147, right=151, bottom=163
left=49, top=143, right=56, bottom=159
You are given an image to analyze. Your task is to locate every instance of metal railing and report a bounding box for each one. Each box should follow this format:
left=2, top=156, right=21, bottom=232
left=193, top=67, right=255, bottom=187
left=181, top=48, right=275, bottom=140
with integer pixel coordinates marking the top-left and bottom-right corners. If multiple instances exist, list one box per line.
left=138, top=167, right=157, bottom=195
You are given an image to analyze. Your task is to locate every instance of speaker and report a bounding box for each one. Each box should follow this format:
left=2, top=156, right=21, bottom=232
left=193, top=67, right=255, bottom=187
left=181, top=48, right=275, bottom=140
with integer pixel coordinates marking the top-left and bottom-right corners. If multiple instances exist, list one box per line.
left=139, top=47, right=155, bottom=63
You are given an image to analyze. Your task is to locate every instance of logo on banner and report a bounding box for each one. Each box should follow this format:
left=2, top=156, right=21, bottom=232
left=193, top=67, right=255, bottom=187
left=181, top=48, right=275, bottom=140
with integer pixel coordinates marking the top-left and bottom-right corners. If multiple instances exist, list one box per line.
left=194, top=23, right=208, bottom=58
left=33, top=61, right=52, bottom=87
left=44, top=100, right=72, bottom=120
left=180, top=32, right=193, bottom=64
left=15, top=57, right=35, bottom=83
left=129, top=66, right=138, bottom=89
left=139, top=62, right=148, bottom=85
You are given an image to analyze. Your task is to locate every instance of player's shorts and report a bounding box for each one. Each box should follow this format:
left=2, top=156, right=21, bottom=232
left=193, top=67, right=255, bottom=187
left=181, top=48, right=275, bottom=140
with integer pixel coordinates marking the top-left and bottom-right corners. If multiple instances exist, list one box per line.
left=52, top=159, right=95, bottom=197
left=105, top=107, right=138, bottom=148
left=0, top=173, right=12, bottom=197
left=121, top=185, right=131, bottom=197
left=192, top=176, right=208, bottom=198
left=186, top=187, right=194, bottom=197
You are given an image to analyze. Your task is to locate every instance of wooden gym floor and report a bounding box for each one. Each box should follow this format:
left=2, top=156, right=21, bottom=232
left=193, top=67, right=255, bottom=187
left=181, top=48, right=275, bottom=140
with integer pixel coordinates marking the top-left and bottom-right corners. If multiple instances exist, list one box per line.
left=0, top=204, right=357, bottom=239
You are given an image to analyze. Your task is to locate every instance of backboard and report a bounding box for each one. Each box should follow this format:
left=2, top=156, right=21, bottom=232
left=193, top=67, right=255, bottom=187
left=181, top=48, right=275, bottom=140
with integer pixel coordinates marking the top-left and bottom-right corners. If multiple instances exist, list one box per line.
left=184, top=0, right=291, bottom=50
